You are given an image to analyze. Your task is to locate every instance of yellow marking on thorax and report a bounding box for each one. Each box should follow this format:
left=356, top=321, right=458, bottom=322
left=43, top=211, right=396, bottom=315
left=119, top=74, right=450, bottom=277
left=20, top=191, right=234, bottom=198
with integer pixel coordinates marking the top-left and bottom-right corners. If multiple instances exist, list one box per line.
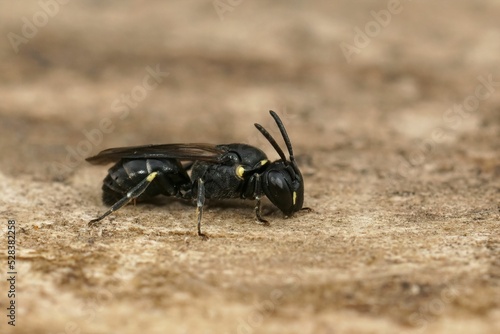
left=293, top=191, right=297, bottom=205
left=260, top=159, right=269, bottom=166
left=236, top=166, right=245, bottom=179
left=147, top=172, right=158, bottom=181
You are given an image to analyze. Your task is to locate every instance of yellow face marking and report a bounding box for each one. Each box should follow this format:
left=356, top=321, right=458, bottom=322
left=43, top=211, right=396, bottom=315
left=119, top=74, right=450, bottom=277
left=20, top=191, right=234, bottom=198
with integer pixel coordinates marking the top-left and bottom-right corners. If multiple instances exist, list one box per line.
left=293, top=191, right=297, bottom=205
left=147, top=172, right=158, bottom=182
left=236, top=166, right=245, bottom=179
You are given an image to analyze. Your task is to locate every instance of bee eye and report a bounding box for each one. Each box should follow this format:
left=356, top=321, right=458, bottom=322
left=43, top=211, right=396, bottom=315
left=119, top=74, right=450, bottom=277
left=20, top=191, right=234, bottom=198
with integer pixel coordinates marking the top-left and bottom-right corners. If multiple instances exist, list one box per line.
left=269, top=172, right=285, bottom=189
left=263, top=169, right=294, bottom=215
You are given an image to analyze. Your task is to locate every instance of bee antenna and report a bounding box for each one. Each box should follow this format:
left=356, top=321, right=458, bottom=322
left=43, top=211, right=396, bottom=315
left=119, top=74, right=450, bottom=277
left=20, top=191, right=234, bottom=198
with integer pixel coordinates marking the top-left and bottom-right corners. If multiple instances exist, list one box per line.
left=254, top=123, right=287, bottom=162
left=268, top=110, right=296, bottom=163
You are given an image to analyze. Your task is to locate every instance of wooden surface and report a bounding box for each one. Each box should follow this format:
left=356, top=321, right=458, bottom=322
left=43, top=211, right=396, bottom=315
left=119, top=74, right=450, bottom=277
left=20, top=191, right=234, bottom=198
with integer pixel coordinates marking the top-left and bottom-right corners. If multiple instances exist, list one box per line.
left=0, top=1, right=499, bottom=333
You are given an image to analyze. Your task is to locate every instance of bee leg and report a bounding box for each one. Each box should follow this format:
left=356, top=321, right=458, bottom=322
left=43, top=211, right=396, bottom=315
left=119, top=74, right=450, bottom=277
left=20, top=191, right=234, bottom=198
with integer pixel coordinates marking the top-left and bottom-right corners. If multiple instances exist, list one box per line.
left=253, top=174, right=269, bottom=225
left=195, top=178, right=208, bottom=239
left=88, top=172, right=159, bottom=227
left=255, top=197, right=269, bottom=225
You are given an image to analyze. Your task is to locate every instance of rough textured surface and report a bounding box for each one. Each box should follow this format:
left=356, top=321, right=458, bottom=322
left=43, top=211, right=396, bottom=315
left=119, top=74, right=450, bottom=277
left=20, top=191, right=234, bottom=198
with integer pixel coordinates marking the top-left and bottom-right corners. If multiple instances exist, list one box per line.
left=0, top=1, right=499, bottom=333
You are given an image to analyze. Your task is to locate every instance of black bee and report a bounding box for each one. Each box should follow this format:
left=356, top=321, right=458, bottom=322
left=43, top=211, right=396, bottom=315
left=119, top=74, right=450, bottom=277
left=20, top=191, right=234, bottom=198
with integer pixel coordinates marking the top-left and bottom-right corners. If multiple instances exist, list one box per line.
left=86, top=110, right=305, bottom=237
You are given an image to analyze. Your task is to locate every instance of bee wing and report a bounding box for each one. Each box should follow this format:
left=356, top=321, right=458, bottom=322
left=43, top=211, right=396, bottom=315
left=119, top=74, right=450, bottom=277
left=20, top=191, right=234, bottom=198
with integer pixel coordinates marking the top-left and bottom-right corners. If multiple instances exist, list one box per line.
left=85, top=143, right=226, bottom=165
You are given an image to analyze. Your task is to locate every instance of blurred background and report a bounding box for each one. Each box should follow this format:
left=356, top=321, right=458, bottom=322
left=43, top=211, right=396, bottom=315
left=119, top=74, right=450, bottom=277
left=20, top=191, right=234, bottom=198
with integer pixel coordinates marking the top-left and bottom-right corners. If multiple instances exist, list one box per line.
left=1, top=1, right=499, bottom=333
left=1, top=0, right=498, bottom=181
